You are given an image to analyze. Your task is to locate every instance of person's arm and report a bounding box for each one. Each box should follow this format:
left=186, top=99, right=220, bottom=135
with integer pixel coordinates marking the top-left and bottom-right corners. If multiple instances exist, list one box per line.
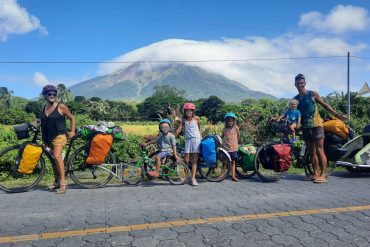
left=60, top=104, right=75, bottom=138
left=276, top=113, right=285, bottom=122
left=143, top=138, right=157, bottom=146
left=175, top=119, right=183, bottom=138
left=297, top=116, right=301, bottom=129
left=236, top=126, right=240, bottom=144
left=195, top=116, right=202, bottom=138
left=220, top=128, right=225, bottom=138
left=312, top=91, right=348, bottom=121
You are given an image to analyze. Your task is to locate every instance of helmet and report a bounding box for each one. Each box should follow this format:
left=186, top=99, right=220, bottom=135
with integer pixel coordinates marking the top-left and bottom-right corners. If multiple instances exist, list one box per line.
left=183, top=102, right=195, bottom=110
left=224, top=112, right=237, bottom=120
left=42, top=85, right=58, bottom=95
left=159, top=119, right=171, bottom=132
left=159, top=118, right=171, bottom=127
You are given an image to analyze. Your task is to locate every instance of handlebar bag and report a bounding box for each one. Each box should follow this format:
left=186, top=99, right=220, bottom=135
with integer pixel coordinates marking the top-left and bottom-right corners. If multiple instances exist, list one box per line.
left=17, top=143, right=43, bottom=174
left=14, top=124, right=30, bottom=140
left=86, top=134, right=113, bottom=165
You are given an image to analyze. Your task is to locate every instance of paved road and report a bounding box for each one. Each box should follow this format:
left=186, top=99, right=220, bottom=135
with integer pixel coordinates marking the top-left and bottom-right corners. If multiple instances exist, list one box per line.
left=1, top=172, right=370, bottom=247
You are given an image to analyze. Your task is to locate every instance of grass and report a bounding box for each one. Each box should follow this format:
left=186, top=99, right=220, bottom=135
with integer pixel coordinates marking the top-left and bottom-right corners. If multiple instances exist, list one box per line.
left=122, top=124, right=158, bottom=136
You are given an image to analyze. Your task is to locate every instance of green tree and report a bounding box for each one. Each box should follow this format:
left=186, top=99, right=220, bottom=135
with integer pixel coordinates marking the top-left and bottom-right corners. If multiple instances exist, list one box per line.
left=137, top=85, right=186, bottom=120
left=25, top=101, right=43, bottom=118
left=0, top=87, right=13, bottom=109
left=57, top=84, right=73, bottom=103
left=198, top=95, right=225, bottom=124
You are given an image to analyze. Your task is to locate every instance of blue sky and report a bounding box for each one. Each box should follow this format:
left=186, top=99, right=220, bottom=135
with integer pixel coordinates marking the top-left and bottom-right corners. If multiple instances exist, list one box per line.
left=1, top=0, right=370, bottom=99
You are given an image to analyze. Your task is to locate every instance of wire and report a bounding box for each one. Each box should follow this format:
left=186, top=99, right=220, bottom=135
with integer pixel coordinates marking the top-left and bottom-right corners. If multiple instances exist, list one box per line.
left=351, top=56, right=370, bottom=60
left=0, top=55, right=347, bottom=64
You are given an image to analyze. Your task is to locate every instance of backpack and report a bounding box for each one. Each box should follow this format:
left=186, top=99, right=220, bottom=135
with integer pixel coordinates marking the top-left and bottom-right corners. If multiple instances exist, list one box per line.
left=200, top=135, right=220, bottom=166
left=272, top=144, right=291, bottom=172
left=86, top=134, right=113, bottom=165
left=17, top=143, right=43, bottom=174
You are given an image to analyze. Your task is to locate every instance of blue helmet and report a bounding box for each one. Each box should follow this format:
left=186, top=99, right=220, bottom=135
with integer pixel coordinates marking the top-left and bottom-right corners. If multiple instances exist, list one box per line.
left=159, top=119, right=171, bottom=131
left=224, top=112, right=237, bottom=121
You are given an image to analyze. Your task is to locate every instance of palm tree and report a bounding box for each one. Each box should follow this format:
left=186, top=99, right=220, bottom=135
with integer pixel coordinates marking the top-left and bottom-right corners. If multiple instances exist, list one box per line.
left=57, top=84, right=73, bottom=103
left=0, top=87, right=13, bottom=109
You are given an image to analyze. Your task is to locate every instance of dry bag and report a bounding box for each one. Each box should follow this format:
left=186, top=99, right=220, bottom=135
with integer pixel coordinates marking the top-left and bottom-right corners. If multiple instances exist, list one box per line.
left=18, top=143, right=43, bottom=174
left=86, top=134, right=113, bottom=165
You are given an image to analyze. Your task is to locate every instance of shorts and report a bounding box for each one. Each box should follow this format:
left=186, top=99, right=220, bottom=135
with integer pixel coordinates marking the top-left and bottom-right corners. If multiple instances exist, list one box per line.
left=51, top=134, right=67, bottom=147
left=302, top=127, right=324, bottom=142
left=155, top=151, right=171, bottom=159
left=185, top=138, right=200, bottom=154
left=228, top=151, right=239, bottom=161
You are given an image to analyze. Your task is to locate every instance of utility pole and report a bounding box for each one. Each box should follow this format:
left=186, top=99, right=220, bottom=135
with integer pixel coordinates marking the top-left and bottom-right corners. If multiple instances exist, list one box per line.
left=347, top=52, right=350, bottom=119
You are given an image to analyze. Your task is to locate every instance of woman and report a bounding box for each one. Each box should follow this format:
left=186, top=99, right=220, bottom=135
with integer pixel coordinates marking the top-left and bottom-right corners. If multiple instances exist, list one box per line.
left=294, top=74, right=347, bottom=183
left=40, top=85, right=75, bottom=194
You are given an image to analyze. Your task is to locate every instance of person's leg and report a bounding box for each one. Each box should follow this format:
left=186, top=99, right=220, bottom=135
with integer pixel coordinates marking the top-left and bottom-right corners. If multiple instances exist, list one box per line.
left=191, top=153, right=198, bottom=181
left=290, top=123, right=297, bottom=139
left=315, top=138, right=327, bottom=181
left=52, top=145, right=66, bottom=192
left=306, top=140, right=319, bottom=179
left=155, top=156, right=161, bottom=172
left=184, top=153, right=190, bottom=167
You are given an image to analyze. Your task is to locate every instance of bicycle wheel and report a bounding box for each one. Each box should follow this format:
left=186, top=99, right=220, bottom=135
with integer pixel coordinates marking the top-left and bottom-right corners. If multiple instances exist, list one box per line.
left=166, top=162, right=190, bottom=185
left=122, top=162, right=143, bottom=185
left=198, top=150, right=231, bottom=182
left=70, top=146, right=114, bottom=189
left=235, top=161, right=256, bottom=178
left=254, top=143, right=286, bottom=182
left=0, top=145, right=46, bottom=193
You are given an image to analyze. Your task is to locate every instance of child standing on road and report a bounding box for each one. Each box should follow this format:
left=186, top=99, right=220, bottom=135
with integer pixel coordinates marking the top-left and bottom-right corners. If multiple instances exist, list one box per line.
left=276, top=99, right=301, bottom=143
left=143, top=119, right=178, bottom=178
left=175, top=102, right=202, bottom=186
left=221, top=112, right=240, bottom=182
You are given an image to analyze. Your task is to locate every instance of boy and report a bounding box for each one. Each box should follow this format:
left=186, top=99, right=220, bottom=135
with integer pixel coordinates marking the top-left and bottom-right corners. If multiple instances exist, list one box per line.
left=276, top=99, right=301, bottom=143
left=143, top=119, right=178, bottom=178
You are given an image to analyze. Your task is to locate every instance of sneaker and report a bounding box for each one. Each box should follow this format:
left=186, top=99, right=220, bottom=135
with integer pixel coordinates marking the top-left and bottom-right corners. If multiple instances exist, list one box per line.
left=191, top=179, right=199, bottom=186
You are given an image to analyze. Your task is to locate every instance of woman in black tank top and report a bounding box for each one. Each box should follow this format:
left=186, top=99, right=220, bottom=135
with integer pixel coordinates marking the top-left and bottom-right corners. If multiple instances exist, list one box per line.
left=40, top=85, right=75, bottom=194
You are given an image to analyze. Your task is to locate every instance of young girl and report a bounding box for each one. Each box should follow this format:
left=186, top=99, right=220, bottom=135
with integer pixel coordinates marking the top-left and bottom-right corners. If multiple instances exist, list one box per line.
left=175, top=102, right=201, bottom=186
left=221, top=112, right=240, bottom=182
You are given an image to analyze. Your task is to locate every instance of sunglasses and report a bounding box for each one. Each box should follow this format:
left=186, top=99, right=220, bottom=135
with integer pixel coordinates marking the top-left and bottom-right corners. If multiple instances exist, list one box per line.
left=47, top=93, right=57, bottom=97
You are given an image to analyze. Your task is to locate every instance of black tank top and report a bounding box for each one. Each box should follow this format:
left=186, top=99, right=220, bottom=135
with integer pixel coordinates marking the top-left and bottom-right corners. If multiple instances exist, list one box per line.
left=41, top=103, right=67, bottom=144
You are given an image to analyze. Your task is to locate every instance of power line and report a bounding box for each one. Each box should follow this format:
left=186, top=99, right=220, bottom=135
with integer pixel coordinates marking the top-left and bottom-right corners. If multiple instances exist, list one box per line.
left=0, top=55, right=347, bottom=64
left=351, top=56, right=370, bottom=60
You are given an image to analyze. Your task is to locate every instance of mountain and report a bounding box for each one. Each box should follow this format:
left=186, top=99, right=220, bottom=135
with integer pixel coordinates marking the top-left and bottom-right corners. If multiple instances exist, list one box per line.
left=69, top=63, right=275, bottom=102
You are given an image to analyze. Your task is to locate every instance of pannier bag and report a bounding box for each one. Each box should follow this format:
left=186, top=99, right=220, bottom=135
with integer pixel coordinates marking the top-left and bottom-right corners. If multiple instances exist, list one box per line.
left=259, top=145, right=275, bottom=170
left=238, top=144, right=256, bottom=171
left=86, top=134, right=113, bottom=165
left=272, top=144, right=291, bottom=172
left=324, top=133, right=348, bottom=161
left=323, top=119, right=350, bottom=139
left=201, top=135, right=218, bottom=166
left=17, top=143, right=43, bottom=174
left=14, top=124, right=30, bottom=140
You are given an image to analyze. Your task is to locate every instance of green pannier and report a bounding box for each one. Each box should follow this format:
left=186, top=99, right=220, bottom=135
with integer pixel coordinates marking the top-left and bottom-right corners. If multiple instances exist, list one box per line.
left=238, top=145, right=256, bottom=171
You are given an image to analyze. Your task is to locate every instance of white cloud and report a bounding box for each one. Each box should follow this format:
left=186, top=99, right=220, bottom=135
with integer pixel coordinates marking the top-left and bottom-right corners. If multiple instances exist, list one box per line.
left=299, top=5, right=370, bottom=34
left=33, top=72, right=49, bottom=86
left=0, top=0, right=47, bottom=41
left=98, top=35, right=367, bottom=97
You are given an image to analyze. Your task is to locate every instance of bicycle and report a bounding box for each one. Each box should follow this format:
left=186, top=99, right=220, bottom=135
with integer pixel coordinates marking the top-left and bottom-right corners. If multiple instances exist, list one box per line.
left=254, top=120, right=309, bottom=182
left=122, top=145, right=190, bottom=185
left=0, top=124, right=73, bottom=192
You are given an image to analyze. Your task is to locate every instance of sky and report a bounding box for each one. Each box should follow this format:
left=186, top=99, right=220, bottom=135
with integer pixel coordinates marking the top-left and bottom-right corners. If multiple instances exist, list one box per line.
left=0, top=0, right=370, bottom=99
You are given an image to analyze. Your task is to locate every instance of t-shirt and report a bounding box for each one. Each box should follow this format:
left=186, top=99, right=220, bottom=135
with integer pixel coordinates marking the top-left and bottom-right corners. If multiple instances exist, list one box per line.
left=157, top=133, right=176, bottom=152
left=222, top=125, right=240, bottom=152
left=284, top=109, right=301, bottom=124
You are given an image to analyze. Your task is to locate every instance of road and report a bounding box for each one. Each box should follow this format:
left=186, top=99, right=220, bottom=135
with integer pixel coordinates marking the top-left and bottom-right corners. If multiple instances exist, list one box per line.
left=1, top=172, right=370, bottom=247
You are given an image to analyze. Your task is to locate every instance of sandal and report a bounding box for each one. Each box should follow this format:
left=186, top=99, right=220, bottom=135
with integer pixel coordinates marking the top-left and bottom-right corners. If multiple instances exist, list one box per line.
left=231, top=177, right=239, bottom=182
left=313, top=178, right=327, bottom=184
left=56, top=184, right=67, bottom=194
left=48, top=182, right=60, bottom=191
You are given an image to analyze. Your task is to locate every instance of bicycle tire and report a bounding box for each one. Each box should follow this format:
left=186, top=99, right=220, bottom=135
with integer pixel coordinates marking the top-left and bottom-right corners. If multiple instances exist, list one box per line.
left=0, top=144, right=46, bottom=193
left=70, top=145, right=114, bottom=189
left=167, top=162, right=190, bottom=185
left=254, top=143, right=286, bottom=182
left=122, top=162, right=143, bottom=185
left=235, top=164, right=256, bottom=178
left=198, top=150, right=231, bottom=182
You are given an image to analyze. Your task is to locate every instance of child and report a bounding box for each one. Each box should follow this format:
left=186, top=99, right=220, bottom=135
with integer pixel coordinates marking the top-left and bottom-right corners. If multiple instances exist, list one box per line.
left=276, top=99, right=301, bottom=143
left=143, top=119, right=178, bottom=178
left=175, top=102, right=201, bottom=186
left=221, top=112, right=240, bottom=182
